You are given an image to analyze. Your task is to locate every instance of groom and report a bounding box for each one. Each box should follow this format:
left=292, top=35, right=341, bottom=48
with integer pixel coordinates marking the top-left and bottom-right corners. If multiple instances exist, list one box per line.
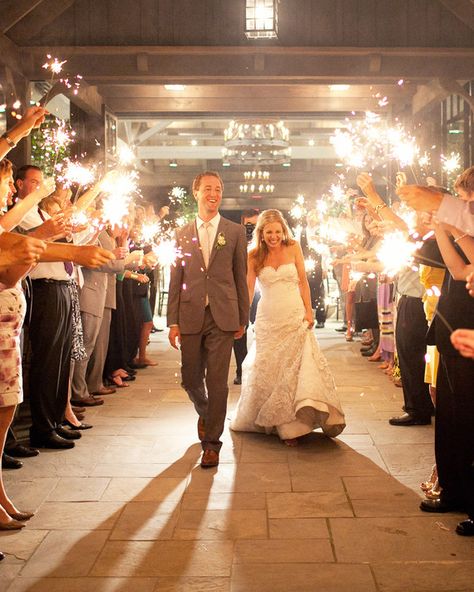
left=168, top=171, right=249, bottom=467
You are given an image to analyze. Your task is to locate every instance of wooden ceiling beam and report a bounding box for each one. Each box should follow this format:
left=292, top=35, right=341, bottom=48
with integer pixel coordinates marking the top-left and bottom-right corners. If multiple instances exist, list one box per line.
left=1, top=0, right=45, bottom=34
left=9, top=0, right=76, bottom=40
left=438, top=0, right=474, bottom=31
left=21, top=46, right=474, bottom=85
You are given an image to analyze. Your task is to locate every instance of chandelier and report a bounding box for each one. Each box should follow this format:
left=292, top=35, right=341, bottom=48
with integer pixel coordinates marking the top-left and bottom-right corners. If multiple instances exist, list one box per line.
left=223, top=120, right=290, bottom=165
left=245, top=0, right=279, bottom=39
left=240, top=169, right=274, bottom=193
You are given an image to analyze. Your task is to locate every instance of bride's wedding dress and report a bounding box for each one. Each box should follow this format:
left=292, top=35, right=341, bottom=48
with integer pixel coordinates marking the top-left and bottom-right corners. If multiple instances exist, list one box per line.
left=231, top=263, right=346, bottom=440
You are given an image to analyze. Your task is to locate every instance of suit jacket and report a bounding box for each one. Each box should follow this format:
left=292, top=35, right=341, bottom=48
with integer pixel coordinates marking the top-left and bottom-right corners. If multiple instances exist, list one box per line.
left=167, top=216, right=249, bottom=333
left=79, top=232, right=125, bottom=318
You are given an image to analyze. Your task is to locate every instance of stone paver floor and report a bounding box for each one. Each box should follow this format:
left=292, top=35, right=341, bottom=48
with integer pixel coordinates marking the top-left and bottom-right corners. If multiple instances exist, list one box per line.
left=1, top=319, right=473, bottom=592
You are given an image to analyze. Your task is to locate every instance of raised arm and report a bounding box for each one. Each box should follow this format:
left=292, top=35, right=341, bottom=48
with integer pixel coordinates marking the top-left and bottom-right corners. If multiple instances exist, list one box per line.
left=0, top=178, right=56, bottom=232
left=357, top=173, right=408, bottom=232
left=434, top=223, right=474, bottom=281
left=0, top=107, right=47, bottom=160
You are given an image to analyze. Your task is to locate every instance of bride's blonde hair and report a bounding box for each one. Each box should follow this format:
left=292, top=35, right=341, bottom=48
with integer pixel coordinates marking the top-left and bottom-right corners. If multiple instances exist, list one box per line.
left=249, top=209, right=295, bottom=275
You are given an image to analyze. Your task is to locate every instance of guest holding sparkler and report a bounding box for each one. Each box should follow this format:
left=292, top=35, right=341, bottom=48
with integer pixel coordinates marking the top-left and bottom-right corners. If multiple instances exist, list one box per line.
left=399, top=167, right=474, bottom=537
left=15, top=164, right=115, bottom=449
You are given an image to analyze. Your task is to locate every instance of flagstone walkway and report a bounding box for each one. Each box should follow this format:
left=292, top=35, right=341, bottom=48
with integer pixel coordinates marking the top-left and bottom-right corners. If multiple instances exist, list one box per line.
left=1, top=320, right=472, bottom=592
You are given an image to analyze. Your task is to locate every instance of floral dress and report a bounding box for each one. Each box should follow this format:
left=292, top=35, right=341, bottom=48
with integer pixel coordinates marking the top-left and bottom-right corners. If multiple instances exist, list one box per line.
left=0, top=284, right=26, bottom=406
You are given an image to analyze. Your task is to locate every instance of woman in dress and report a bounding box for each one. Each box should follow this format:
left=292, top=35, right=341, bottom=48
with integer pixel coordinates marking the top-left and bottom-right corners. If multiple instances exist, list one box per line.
left=0, top=159, right=45, bottom=531
left=231, top=209, right=345, bottom=445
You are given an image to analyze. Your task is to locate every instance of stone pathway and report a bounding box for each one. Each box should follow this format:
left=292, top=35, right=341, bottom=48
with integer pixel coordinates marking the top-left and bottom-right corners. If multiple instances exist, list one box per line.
left=1, top=320, right=473, bottom=591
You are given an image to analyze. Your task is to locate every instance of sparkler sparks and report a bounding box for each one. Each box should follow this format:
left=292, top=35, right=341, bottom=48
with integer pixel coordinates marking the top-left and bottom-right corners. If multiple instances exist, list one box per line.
left=42, top=56, right=67, bottom=75
left=376, top=231, right=420, bottom=277
left=100, top=171, right=139, bottom=227
left=441, top=152, right=461, bottom=175
left=58, top=160, right=95, bottom=188
left=330, top=112, right=420, bottom=170
left=152, top=238, right=183, bottom=267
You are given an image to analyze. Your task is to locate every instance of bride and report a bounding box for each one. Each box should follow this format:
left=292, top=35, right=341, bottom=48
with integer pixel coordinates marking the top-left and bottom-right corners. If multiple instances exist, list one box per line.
left=231, top=209, right=346, bottom=445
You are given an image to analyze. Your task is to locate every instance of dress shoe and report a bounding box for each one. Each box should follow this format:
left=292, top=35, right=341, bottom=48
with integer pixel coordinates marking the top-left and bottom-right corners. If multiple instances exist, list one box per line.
left=92, top=387, right=116, bottom=396
left=56, top=426, right=82, bottom=440
left=70, top=395, right=104, bottom=407
left=315, top=322, right=325, bottom=329
left=2, top=454, right=23, bottom=469
left=4, top=444, right=39, bottom=458
left=420, top=498, right=464, bottom=513
left=335, top=325, right=347, bottom=332
left=201, top=449, right=219, bottom=468
left=8, top=511, right=34, bottom=521
left=64, top=420, right=93, bottom=430
left=197, top=417, right=206, bottom=441
left=30, top=432, right=75, bottom=449
left=389, top=413, right=431, bottom=426
left=233, top=375, right=242, bottom=385
left=0, top=519, right=25, bottom=530
left=361, top=346, right=377, bottom=357
left=456, top=519, right=474, bottom=536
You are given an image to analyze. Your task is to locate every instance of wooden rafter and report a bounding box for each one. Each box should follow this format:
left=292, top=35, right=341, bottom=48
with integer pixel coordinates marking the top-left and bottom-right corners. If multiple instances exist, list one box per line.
left=439, top=0, right=474, bottom=31
left=1, top=0, right=45, bottom=34
left=7, top=0, right=76, bottom=40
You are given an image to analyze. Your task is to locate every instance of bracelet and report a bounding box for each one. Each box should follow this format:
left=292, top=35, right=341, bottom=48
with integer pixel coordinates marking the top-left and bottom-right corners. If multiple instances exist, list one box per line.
left=1, top=133, right=16, bottom=148
left=454, top=233, right=468, bottom=244
left=374, top=203, right=387, bottom=214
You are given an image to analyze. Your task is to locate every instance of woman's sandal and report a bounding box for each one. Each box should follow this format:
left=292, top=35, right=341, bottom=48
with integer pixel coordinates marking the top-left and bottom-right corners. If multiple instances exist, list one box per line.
left=108, top=375, right=130, bottom=388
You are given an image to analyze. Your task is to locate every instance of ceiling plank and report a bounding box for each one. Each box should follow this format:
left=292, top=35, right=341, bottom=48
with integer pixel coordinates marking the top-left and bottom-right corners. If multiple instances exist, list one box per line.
left=1, top=0, right=45, bottom=34
left=438, top=0, right=474, bottom=31
left=8, top=0, right=76, bottom=40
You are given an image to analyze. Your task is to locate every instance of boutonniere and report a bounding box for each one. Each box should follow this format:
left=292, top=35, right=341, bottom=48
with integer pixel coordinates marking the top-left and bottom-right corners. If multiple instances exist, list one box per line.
left=216, top=232, right=226, bottom=250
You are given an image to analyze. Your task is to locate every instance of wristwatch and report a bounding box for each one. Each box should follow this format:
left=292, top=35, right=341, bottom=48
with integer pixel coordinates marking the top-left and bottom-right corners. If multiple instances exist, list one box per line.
left=1, top=133, right=16, bottom=148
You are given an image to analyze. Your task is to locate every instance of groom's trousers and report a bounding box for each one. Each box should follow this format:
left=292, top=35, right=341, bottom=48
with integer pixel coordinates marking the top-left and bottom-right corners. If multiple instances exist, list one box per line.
left=180, top=307, right=235, bottom=452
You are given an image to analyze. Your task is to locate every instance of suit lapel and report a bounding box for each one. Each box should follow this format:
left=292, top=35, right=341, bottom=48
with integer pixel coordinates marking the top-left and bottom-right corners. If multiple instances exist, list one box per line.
left=208, top=217, right=226, bottom=269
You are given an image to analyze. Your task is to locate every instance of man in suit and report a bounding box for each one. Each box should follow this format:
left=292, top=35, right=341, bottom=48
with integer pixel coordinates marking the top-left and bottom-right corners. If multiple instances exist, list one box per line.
left=168, top=171, right=249, bottom=468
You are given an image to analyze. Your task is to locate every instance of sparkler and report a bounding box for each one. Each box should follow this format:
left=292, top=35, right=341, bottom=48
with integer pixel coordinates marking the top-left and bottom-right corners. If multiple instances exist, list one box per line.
left=58, top=160, right=95, bottom=189
left=117, top=145, right=136, bottom=166
left=152, top=238, right=183, bottom=268
left=330, top=112, right=420, bottom=171
left=140, top=220, right=161, bottom=243
left=441, top=152, right=461, bottom=175
left=376, top=231, right=420, bottom=277
left=100, top=171, right=139, bottom=227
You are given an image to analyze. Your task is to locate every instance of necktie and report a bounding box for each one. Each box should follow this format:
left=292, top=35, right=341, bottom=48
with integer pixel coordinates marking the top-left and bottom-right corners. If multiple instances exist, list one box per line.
left=201, top=222, right=212, bottom=268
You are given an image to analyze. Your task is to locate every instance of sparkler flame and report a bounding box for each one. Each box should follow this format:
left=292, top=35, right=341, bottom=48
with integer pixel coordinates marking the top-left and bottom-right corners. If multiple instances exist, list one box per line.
left=376, top=231, right=419, bottom=277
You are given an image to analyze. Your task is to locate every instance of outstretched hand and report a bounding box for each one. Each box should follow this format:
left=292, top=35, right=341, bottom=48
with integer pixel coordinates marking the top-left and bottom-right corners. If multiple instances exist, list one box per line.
left=451, top=329, right=474, bottom=359
left=467, top=271, right=474, bottom=298
left=396, top=185, right=443, bottom=212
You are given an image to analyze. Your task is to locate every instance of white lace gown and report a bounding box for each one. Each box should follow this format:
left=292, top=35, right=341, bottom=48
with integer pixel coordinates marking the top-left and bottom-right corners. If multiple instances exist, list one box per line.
left=231, top=263, right=346, bottom=440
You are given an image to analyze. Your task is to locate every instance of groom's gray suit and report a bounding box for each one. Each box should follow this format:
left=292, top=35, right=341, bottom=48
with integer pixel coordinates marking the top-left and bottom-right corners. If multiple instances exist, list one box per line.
left=167, top=216, right=249, bottom=452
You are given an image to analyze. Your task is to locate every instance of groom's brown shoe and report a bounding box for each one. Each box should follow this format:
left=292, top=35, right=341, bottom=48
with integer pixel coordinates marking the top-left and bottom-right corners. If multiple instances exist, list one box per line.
left=201, top=449, right=219, bottom=468
left=197, top=417, right=205, bottom=441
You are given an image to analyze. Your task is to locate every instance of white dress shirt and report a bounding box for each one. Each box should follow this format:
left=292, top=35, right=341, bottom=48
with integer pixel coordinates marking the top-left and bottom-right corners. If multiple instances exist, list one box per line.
left=196, top=213, right=220, bottom=267
left=19, top=208, right=70, bottom=281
